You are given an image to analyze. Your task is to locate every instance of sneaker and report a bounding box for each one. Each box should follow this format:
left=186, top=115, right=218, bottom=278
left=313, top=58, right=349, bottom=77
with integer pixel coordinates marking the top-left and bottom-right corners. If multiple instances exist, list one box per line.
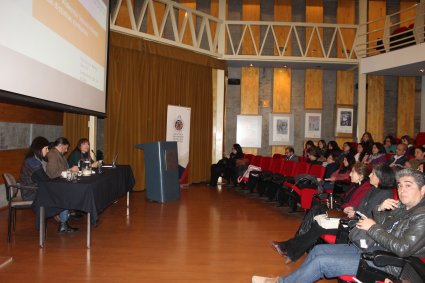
left=252, top=275, right=279, bottom=283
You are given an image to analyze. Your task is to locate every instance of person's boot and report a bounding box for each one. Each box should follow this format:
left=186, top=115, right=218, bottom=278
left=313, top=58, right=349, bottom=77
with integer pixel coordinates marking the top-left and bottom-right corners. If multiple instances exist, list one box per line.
left=58, top=221, right=79, bottom=233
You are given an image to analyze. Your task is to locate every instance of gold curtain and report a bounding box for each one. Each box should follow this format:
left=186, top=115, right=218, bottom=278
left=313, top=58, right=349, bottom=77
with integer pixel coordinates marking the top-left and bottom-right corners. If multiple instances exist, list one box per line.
left=106, top=32, right=217, bottom=190
left=63, top=112, right=89, bottom=153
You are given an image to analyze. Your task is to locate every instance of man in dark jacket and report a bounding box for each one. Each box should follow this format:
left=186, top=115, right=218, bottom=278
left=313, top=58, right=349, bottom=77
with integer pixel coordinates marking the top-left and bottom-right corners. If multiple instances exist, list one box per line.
left=252, top=168, right=425, bottom=283
left=386, top=143, right=408, bottom=168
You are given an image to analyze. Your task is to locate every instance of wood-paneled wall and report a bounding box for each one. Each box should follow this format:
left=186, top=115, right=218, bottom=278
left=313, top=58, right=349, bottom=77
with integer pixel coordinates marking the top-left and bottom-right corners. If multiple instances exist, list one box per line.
left=366, top=0, right=386, bottom=141
left=241, top=0, right=260, bottom=154
left=367, top=75, right=385, bottom=141
left=305, top=0, right=323, bottom=111
left=0, top=102, right=63, bottom=180
left=272, top=0, right=292, bottom=155
left=397, top=77, right=416, bottom=137
left=0, top=102, right=62, bottom=125
left=397, top=0, right=416, bottom=138
left=335, top=0, right=355, bottom=146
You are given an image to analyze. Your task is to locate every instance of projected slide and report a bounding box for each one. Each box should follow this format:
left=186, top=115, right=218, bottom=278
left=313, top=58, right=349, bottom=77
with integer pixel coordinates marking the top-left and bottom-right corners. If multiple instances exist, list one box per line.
left=0, top=0, right=109, bottom=113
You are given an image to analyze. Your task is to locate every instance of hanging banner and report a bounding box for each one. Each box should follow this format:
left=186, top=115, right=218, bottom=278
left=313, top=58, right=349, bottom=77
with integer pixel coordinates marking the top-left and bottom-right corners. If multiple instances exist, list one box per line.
left=166, top=105, right=191, bottom=168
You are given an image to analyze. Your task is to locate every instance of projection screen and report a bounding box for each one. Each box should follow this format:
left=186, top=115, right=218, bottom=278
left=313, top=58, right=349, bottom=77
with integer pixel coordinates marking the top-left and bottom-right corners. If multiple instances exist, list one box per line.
left=0, top=0, right=109, bottom=114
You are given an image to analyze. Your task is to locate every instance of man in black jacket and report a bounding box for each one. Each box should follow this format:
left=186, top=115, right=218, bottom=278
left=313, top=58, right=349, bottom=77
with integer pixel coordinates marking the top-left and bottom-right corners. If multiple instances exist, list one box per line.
left=252, top=168, right=425, bottom=283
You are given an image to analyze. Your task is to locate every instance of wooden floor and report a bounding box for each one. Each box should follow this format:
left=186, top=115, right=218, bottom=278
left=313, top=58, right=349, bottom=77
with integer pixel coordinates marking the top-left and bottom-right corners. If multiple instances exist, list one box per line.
left=0, top=185, right=337, bottom=282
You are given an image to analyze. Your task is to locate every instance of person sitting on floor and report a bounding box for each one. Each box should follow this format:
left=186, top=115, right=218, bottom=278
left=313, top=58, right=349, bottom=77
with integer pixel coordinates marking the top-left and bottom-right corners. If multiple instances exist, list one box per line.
left=209, top=143, right=243, bottom=187
left=253, top=168, right=425, bottom=283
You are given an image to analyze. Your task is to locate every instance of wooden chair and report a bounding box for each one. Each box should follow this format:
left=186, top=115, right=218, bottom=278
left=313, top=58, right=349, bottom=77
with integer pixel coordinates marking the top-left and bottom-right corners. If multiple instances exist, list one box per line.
left=2, top=173, right=36, bottom=242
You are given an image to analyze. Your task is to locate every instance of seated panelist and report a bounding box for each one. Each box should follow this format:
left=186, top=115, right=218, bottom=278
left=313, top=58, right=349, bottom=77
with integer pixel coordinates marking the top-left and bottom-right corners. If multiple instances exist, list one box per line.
left=67, top=138, right=99, bottom=169
left=20, top=136, right=78, bottom=233
left=46, top=137, right=78, bottom=178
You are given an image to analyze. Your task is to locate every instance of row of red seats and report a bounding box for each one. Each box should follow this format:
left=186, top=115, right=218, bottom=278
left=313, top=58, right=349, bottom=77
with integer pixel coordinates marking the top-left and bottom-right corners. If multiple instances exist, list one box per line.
left=240, top=154, right=325, bottom=210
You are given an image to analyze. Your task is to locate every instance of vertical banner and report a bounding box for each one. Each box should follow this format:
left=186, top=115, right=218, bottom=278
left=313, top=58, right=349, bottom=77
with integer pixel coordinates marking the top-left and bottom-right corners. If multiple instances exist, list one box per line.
left=166, top=105, right=191, bottom=169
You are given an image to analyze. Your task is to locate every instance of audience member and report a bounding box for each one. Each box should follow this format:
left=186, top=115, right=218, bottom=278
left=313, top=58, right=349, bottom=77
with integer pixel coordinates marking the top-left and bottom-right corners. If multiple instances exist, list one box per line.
left=253, top=167, right=424, bottom=283
left=270, top=163, right=395, bottom=264
left=360, top=131, right=374, bottom=152
left=284, top=146, right=298, bottom=161
left=354, top=142, right=370, bottom=163
left=384, top=135, right=397, bottom=153
left=405, top=146, right=425, bottom=170
left=400, top=135, right=415, bottom=156
left=387, top=143, right=408, bottom=168
left=316, top=140, right=327, bottom=161
left=365, top=142, right=387, bottom=166
left=303, top=140, right=316, bottom=159
left=323, top=155, right=355, bottom=192
left=306, top=148, right=322, bottom=165
left=209, top=143, right=243, bottom=186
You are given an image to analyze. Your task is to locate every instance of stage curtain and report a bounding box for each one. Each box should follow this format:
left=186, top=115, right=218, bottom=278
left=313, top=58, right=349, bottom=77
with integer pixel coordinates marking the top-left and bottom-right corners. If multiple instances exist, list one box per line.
left=106, top=31, right=217, bottom=190
left=63, top=112, right=89, bottom=153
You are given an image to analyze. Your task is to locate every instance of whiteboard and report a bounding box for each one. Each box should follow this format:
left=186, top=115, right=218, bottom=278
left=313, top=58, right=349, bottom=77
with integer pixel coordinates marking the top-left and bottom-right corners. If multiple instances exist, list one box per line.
left=236, top=115, right=262, bottom=148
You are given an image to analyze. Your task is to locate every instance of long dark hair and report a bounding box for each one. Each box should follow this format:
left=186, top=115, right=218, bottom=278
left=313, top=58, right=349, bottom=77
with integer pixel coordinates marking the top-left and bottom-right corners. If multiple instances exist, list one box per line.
left=74, top=138, right=90, bottom=152
left=26, top=136, right=50, bottom=160
left=373, top=164, right=396, bottom=189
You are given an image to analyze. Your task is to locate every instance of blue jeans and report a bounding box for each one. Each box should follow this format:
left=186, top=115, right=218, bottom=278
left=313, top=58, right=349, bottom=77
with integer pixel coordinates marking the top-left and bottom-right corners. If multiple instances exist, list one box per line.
left=59, top=210, right=69, bottom=223
left=278, top=244, right=361, bottom=283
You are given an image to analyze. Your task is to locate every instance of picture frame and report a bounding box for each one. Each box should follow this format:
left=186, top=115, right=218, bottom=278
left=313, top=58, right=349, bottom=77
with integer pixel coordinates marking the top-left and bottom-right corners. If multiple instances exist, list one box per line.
left=269, top=113, right=294, bottom=145
left=335, top=105, right=353, bottom=136
left=236, top=115, right=262, bottom=148
left=305, top=112, right=322, bottom=139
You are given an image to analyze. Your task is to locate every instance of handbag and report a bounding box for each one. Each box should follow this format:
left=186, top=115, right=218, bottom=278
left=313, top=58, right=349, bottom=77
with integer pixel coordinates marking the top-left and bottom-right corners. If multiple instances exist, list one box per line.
left=314, top=214, right=340, bottom=229
left=335, top=217, right=358, bottom=244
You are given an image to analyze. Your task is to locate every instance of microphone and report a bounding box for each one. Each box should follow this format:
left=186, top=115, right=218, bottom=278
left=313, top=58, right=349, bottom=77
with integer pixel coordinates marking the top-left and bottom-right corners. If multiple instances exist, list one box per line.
left=91, top=150, right=97, bottom=161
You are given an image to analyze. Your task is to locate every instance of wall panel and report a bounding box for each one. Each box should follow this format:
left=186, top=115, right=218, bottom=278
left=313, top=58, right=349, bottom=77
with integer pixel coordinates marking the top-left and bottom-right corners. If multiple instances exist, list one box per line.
left=241, top=0, right=260, bottom=154
left=367, top=75, right=385, bottom=141
left=397, top=77, right=415, bottom=137
left=305, top=0, right=323, bottom=111
left=272, top=0, right=292, bottom=155
left=304, top=69, right=323, bottom=109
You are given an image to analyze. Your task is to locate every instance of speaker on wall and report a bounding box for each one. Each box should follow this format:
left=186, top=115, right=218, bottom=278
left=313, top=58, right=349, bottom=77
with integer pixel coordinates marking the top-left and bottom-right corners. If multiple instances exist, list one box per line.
left=228, top=79, right=240, bottom=85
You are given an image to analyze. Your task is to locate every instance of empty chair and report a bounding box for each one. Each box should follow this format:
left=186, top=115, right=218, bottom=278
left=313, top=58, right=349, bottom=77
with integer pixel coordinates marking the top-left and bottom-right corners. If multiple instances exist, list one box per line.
left=2, top=173, right=36, bottom=242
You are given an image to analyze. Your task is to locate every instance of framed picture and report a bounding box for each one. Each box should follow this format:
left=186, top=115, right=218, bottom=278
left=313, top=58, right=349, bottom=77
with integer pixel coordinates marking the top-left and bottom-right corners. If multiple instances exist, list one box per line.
left=305, top=112, right=322, bottom=139
left=236, top=115, right=262, bottom=148
left=336, top=106, right=353, bottom=136
left=269, top=113, right=294, bottom=145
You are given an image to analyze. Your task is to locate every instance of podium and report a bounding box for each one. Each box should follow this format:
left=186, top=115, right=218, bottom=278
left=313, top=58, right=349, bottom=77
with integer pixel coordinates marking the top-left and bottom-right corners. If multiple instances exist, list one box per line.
left=136, top=141, right=180, bottom=202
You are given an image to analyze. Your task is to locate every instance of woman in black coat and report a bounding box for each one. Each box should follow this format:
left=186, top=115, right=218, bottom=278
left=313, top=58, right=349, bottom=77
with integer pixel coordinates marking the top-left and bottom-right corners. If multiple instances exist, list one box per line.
left=209, top=144, right=243, bottom=186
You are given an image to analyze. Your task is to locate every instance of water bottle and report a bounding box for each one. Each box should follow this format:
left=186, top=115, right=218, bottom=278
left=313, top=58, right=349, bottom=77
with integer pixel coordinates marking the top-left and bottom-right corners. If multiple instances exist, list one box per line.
left=329, top=193, right=334, bottom=209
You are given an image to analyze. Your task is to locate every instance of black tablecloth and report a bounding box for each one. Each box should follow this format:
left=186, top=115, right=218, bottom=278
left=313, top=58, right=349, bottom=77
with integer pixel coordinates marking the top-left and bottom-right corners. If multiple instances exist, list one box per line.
left=33, top=165, right=135, bottom=224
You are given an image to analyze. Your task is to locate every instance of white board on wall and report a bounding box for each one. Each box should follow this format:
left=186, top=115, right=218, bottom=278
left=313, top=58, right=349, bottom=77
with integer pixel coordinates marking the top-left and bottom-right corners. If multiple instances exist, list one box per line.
left=236, top=115, right=262, bottom=148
